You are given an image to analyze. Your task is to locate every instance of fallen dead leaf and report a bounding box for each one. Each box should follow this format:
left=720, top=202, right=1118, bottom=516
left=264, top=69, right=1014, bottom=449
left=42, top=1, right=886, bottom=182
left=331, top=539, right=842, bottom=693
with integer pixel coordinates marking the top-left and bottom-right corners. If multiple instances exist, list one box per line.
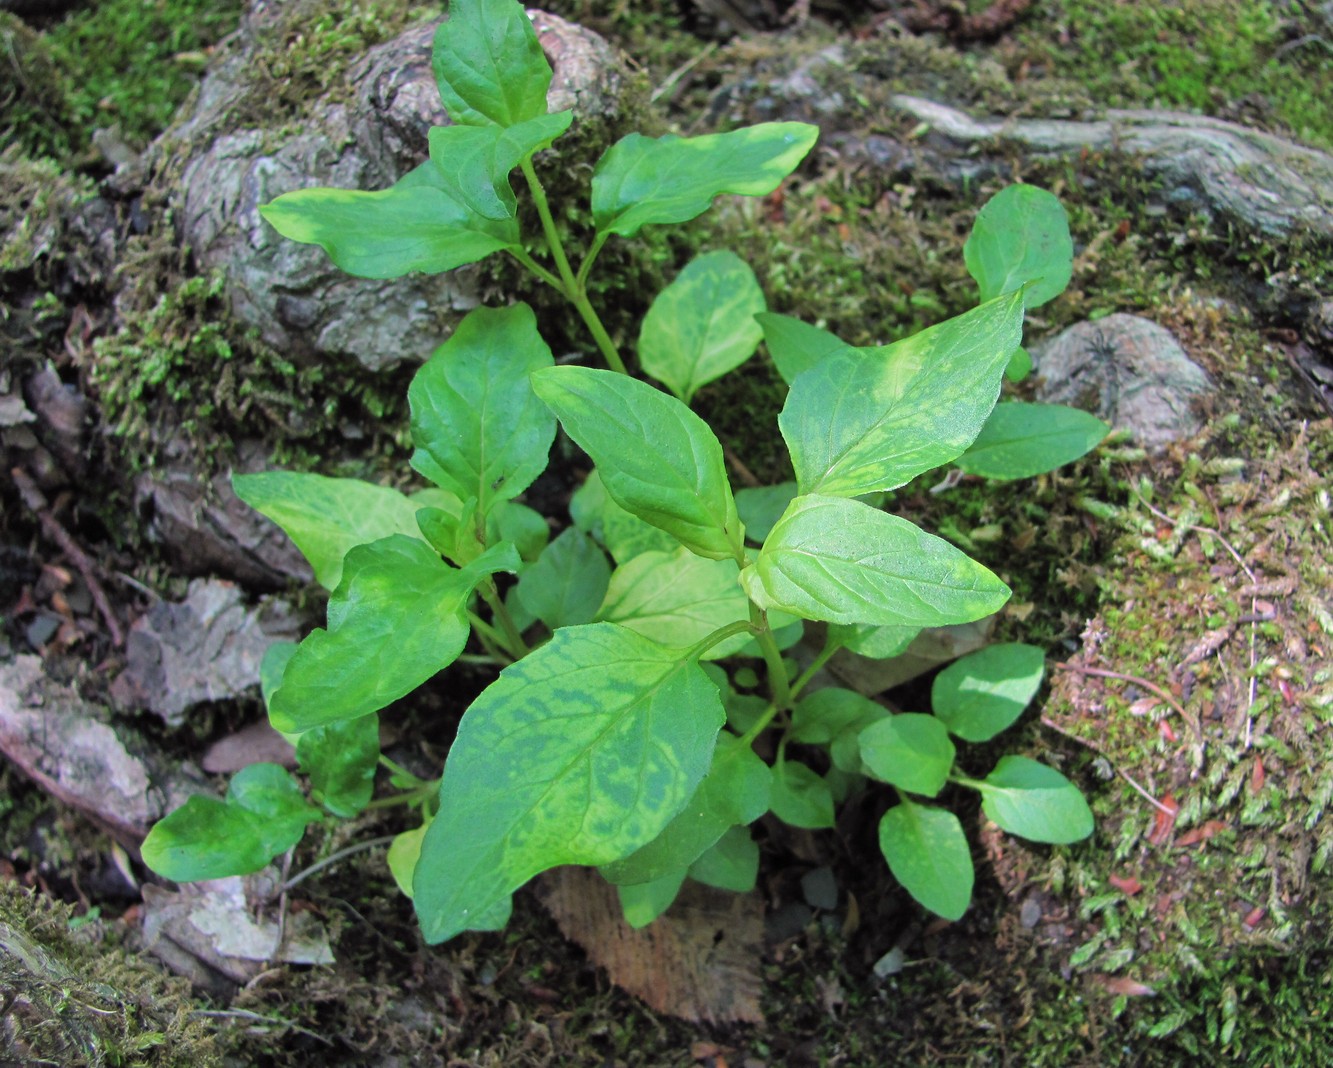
left=538, top=867, right=765, bottom=1025
left=1148, top=795, right=1179, bottom=846
left=1092, top=974, right=1156, bottom=997
left=1108, top=874, right=1143, bottom=896
left=1175, top=820, right=1230, bottom=848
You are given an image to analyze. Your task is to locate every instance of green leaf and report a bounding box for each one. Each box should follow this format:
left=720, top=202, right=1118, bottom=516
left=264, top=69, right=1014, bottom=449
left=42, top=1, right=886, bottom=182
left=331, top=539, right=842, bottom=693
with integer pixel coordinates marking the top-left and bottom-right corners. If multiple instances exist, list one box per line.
left=431, top=0, right=553, bottom=127
left=617, top=869, right=687, bottom=928
left=1005, top=346, right=1032, bottom=382
left=260, top=641, right=298, bottom=710
left=571, top=469, right=680, bottom=564
left=639, top=250, right=766, bottom=403
left=532, top=367, right=744, bottom=560
left=858, top=714, right=955, bottom=797
left=233, top=471, right=436, bottom=591
left=413, top=622, right=725, bottom=943
left=515, top=527, right=610, bottom=630
left=142, top=798, right=276, bottom=882
left=142, top=764, right=321, bottom=883
left=976, top=756, right=1094, bottom=844
left=956, top=402, right=1109, bottom=480
left=427, top=112, right=573, bottom=220
left=878, top=799, right=974, bottom=920
left=592, top=123, right=819, bottom=238
left=226, top=763, right=321, bottom=857
left=270, top=538, right=519, bottom=733
left=932, top=642, right=1046, bottom=743
left=756, top=312, right=850, bottom=386
left=296, top=714, right=380, bottom=818
left=597, top=547, right=749, bottom=659
left=770, top=758, right=835, bottom=829
left=789, top=687, right=885, bottom=745
left=740, top=495, right=1010, bottom=628
left=688, top=825, right=759, bottom=892
left=601, top=734, right=770, bottom=885
left=828, top=623, right=920, bottom=660
left=492, top=501, right=550, bottom=562
left=260, top=162, right=518, bottom=279
left=735, top=481, right=798, bottom=544
left=409, top=303, right=555, bottom=515
left=780, top=293, right=1025, bottom=497
left=964, top=184, right=1073, bottom=309
left=388, top=816, right=432, bottom=899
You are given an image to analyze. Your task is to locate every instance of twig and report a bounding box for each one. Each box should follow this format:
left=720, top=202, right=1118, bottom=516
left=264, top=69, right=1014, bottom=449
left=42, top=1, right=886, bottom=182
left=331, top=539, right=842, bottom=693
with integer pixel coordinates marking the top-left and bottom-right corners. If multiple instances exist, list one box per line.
left=722, top=444, right=762, bottom=488
left=190, top=1008, right=333, bottom=1046
left=280, top=835, right=397, bottom=894
left=650, top=41, right=717, bottom=104
left=1040, top=716, right=1176, bottom=817
left=1051, top=661, right=1204, bottom=764
left=12, top=466, right=124, bottom=646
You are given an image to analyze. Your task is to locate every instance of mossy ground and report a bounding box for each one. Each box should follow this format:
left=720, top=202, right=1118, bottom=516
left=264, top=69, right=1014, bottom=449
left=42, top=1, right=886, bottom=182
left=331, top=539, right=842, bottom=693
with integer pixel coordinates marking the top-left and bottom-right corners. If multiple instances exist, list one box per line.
left=3, top=0, right=1332, bottom=1064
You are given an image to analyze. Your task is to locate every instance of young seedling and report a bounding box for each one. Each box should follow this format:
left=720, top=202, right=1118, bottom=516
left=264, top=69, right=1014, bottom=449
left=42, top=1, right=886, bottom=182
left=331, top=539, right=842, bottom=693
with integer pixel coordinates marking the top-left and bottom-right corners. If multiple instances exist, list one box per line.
left=143, top=0, right=1104, bottom=940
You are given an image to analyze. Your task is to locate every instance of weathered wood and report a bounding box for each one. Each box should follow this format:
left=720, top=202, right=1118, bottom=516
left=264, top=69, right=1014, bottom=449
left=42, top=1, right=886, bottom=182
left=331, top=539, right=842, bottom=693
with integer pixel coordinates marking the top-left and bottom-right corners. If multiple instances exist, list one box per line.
left=890, top=94, right=1333, bottom=240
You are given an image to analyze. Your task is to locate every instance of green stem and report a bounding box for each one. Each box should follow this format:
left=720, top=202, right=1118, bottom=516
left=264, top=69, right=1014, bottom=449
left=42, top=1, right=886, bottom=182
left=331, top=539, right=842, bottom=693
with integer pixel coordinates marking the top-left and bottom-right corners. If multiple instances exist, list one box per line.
left=480, top=581, right=530, bottom=659
left=507, top=246, right=564, bottom=291
left=519, top=158, right=629, bottom=375
left=467, top=611, right=513, bottom=662
left=737, top=701, right=779, bottom=749
left=364, top=783, right=437, bottom=811
left=750, top=603, right=791, bottom=712
left=788, top=630, right=845, bottom=703
left=378, top=755, right=427, bottom=788
left=684, top=619, right=757, bottom=662
left=575, top=231, right=609, bottom=290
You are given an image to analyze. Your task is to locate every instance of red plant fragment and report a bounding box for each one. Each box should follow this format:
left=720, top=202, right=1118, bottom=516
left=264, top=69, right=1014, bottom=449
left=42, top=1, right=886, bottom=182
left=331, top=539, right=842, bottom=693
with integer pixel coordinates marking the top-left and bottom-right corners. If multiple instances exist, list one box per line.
left=1157, top=719, right=1177, bottom=742
left=1250, top=757, right=1266, bottom=794
left=1242, top=906, right=1266, bottom=929
left=1093, top=974, right=1155, bottom=997
left=1108, top=874, right=1143, bottom=896
left=1148, top=795, right=1179, bottom=845
left=1175, top=820, right=1230, bottom=848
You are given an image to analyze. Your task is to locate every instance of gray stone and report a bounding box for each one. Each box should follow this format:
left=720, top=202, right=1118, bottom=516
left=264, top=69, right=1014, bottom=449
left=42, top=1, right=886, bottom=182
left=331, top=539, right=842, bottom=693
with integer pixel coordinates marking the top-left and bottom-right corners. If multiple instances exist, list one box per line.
left=1032, top=314, right=1212, bottom=450
left=0, top=655, right=207, bottom=847
left=110, top=578, right=299, bottom=727
left=168, top=6, right=624, bottom=373
left=133, top=438, right=314, bottom=589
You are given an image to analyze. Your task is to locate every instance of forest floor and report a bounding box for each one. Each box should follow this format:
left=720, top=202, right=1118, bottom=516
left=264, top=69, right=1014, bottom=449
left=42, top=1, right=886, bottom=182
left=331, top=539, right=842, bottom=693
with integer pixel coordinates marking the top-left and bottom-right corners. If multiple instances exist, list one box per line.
left=2, top=1, right=1332, bottom=1065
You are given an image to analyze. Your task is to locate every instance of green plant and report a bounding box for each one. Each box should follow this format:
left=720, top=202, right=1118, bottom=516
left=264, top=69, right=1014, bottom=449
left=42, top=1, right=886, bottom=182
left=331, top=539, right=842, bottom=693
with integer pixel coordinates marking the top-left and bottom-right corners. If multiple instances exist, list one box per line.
left=142, top=0, right=1107, bottom=935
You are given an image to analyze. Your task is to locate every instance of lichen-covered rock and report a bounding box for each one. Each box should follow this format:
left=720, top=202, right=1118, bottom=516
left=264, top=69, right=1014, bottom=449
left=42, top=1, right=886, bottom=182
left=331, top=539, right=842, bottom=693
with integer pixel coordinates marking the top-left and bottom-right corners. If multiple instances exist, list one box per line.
left=0, top=655, right=209, bottom=847
left=168, top=6, right=624, bottom=372
left=110, top=578, right=298, bottom=727
left=1033, top=314, right=1212, bottom=450
left=132, top=439, right=314, bottom=588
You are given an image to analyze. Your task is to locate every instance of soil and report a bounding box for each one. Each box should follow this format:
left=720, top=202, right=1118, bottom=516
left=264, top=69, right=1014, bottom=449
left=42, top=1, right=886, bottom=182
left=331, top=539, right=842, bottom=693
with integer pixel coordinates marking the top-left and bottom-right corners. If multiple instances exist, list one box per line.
left=3, top=1, right=1332, bottom=1065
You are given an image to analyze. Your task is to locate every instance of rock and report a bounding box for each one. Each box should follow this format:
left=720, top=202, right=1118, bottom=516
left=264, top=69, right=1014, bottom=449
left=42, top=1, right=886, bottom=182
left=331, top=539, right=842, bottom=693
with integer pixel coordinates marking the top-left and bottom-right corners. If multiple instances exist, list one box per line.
left=141, top=873, right=333, bottom=993
left=0, top=655, right=208, bottom=848
left=110, top=578, right=299, bottom=727
left=888, top=95, right=1333, bottom=241
left=165, top=5, right=625, bottom=373
left=133, top=438, right=313, bottom=589
left=1032, top=314, right=1212, bottom=450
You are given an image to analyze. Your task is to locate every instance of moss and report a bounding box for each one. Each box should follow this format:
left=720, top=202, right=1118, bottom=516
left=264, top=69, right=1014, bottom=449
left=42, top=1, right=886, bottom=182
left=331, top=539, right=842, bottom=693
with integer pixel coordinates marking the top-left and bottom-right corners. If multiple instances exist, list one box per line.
left=3, top=0, right=245, bottom=166
left=1009, top=0, right=1333, bottom=151
left=0, top=882, right=218, bottom=1066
